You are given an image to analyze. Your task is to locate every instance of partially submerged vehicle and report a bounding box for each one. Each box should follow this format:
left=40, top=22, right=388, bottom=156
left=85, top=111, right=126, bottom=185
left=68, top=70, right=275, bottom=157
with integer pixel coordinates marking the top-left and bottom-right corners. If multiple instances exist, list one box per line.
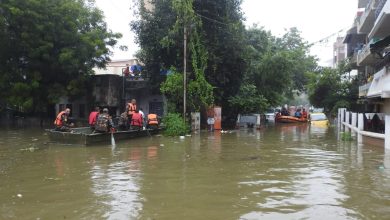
left=264, top=108, right=279, bottom=123
left=236, top=114, right=261, bottom=129
left=308, top=113, right=329, bottom=127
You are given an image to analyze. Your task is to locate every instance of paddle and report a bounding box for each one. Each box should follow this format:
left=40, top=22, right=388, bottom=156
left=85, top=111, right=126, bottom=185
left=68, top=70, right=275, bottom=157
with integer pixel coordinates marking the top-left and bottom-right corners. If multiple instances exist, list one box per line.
left=110, top=128, right=116, bottom=148
left=146, top=127, right=151, bottom=137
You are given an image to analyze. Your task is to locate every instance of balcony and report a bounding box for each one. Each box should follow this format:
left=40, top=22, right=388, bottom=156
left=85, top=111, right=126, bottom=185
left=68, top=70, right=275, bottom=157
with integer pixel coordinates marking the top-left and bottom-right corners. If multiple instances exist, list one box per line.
left=367, top=66, right=390, bottom=98
left=357, top=44, right=377, bottom=65
left=369, top=0, right=390, bottom=38
left=358, top=0, right=380, bottom=34
left=123, top=74, right=150, bottom=91
left=359, top=81, right=372, bottom=97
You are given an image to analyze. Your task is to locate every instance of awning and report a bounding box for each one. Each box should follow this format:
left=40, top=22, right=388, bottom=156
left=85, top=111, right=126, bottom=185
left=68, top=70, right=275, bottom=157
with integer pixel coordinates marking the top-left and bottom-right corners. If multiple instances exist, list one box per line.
left=370, top=35, right=390, bottom=52
left=367, top=67, right=390, bottom=98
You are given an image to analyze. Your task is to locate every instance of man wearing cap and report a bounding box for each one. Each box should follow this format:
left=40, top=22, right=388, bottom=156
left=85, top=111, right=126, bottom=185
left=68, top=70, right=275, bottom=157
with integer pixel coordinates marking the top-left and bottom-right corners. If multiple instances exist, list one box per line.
left=94, top=108, right=114, bottom=133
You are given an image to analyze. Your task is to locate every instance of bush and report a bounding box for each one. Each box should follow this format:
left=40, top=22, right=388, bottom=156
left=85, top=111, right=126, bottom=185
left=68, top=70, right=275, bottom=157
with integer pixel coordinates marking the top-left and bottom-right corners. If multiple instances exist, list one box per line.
left=340, top=132, right=352, bottom=141
left=161, top=113, right=189, bottom=136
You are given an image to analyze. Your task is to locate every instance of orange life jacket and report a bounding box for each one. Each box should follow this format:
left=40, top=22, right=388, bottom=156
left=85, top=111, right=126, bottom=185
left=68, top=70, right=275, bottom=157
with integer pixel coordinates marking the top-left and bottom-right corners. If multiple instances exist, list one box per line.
left=127, top=103, right=137, bottom=115
left=147, top=114, right=158, bottom=125
left=88, top=111, right=99, bottom=126
left=131, top=112, right=142, bottom=126
left=54, top=111, right=66, bottom=127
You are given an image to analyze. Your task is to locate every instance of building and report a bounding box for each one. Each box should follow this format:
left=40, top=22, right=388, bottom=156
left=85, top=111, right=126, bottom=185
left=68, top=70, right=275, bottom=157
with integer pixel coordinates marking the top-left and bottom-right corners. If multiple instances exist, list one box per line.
left=341, top=0, right=390, bottom=149
left=55, top=59, right=165, bottom=124
left=333, top=37, right=347, bottom=68
left=344, top=0, right=390, bottom=112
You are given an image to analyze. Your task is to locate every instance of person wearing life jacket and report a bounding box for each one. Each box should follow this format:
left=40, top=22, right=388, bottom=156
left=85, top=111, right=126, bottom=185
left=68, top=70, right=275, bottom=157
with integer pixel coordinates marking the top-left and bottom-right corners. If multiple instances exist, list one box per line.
left=54, top=108, right=74, bottom=132
left=301, top=108, right=308, bottom=119
left=130, top=110, right=143, bottom=131
left=127, top=99, right=137, bottom=124
left=147, top=113, right=159, bottom=129
left=88, top=107, right=100, bottom=130
left=94, top=108, right=114, bottom=133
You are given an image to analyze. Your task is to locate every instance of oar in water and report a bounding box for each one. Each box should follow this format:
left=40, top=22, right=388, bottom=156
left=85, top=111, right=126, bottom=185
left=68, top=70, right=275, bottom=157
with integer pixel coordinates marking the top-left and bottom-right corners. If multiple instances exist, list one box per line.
left=111, top=128, right=116, bottom=147
left=144, top=126, right=151, bottom=137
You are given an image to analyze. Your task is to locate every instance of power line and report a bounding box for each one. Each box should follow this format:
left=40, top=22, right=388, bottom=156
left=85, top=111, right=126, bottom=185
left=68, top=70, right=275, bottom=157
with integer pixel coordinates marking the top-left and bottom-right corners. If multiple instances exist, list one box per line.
left=309, top=27, right=348, bottom=46
left=195, top=12, right=231, bottom=26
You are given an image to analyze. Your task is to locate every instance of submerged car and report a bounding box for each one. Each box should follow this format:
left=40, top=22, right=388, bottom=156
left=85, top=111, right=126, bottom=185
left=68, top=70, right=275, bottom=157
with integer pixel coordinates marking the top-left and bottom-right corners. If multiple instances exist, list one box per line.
left=264, top=108, right=277, bottom=123
left=309, top=113, right=329, bottom=127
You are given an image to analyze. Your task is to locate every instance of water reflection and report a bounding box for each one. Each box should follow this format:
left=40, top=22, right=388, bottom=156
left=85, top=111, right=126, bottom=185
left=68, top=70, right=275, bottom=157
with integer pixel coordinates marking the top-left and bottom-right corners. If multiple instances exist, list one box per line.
left=90, top=159, right=142, bottom=220
left=1, top=127, right=390, bottom=219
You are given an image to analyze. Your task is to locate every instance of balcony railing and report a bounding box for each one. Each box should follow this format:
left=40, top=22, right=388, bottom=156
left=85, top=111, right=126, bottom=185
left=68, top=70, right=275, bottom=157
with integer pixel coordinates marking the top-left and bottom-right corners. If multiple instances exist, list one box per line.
left=359, top=81, right=372, bottom=97
left=375, top=0, right=386, bottom=19
left=357, top=44, right=374, bottom=65
left=358, top=0, right=380, bottom=33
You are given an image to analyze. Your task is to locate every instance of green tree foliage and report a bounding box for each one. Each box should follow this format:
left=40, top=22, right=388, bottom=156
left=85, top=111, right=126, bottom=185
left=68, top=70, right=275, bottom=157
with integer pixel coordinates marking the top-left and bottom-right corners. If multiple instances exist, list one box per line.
left=161, top=113, right=189, bottom=136
left=0, top=0, right=121, bottom=112
left=192, top=0, right=247, bottom=115
left=307, top=62, right=358, bottom=115
left=228, top=84, right=268, bottom=114
left=160, top=70, right=183, bottom=112
left=132, top=0, right=245, bottom=115
left=236, top=27, right=317, bottom=110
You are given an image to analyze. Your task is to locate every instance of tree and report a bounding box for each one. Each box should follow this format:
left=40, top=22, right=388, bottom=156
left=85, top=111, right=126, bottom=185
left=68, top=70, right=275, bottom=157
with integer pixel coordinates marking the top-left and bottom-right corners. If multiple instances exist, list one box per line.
left=160, top=0, right=214, bottom=113
left=238, top=26, right=317, bottom=110
left=132, top=0, right=245, bottom=116
left=307, top=62, right=358, bottom=115
left=0, top=0, right=121, bottom=113
left=228, top=84, right=268, bottom=114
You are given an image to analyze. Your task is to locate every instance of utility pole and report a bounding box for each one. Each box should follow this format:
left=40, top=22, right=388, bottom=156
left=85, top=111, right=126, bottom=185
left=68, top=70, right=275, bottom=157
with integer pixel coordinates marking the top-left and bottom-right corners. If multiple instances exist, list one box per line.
left=183, top=26, right=187, bottom=120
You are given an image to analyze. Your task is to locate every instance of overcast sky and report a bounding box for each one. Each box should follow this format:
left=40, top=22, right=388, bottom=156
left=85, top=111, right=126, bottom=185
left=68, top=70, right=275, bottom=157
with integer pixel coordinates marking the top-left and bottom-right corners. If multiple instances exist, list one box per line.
left=96, top=0, right=358, bottom=66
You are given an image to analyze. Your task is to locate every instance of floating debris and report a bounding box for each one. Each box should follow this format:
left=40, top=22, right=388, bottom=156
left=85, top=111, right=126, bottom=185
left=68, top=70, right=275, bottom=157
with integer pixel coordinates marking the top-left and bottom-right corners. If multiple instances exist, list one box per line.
left=17, top=194, right=22, bottom=198
left=160, top=144, right=165, bottom=147
left=20, top=147, right=39, bottom=152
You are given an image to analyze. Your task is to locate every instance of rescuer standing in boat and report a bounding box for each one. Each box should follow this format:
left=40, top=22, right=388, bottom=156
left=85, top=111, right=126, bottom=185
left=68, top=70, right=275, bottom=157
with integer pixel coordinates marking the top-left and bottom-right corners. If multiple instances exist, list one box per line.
left=127, top=99, right=137, bottom=127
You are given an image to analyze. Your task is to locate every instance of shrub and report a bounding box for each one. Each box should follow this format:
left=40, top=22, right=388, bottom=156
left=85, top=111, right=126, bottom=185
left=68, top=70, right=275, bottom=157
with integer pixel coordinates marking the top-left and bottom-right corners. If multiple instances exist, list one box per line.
left=161, top=113, right=189, bottom=136
left=340, top=132, right=352, bottom=141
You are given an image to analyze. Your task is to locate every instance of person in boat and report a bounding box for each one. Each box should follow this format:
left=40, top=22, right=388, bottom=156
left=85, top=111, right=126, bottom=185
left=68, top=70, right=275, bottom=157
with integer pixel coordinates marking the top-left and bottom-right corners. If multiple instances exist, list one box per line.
left=118, top=111, right=129, bottom=131
left=127, top=99, right=137, bottom=125
left=139, top=108, right=145, bottom=129
left=88, top=107, right=100, bottom=130
left=94, top=108, right=114, bottom=133
left=301, top=108, right=308, bottom=119
left=294, top=109, right=302, bottom=118
left=130, top=109, right=143, bottom=131
left=281, top=107, right=289, bottom=116
left=147, top=113, right=159, bottom=129
left=54, top=108, right=74, bottom=132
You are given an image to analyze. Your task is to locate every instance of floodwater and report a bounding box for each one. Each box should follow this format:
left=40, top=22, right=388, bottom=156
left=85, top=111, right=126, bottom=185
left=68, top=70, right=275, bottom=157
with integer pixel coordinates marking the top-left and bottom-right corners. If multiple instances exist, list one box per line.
left=0, top=124, right=390, bottom=220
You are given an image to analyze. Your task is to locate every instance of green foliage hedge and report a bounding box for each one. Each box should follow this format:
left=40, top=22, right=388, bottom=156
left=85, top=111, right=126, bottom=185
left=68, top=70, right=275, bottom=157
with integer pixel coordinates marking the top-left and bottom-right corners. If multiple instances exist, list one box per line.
left=162, top=113, right=189, bottom=136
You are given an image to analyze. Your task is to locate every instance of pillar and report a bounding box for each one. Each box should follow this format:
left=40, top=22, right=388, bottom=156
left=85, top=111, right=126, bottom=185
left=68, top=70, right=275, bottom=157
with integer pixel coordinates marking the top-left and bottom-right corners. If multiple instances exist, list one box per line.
left=385, top=115, right=390, bottom=150
left=358, top=113, right=364, bottom=144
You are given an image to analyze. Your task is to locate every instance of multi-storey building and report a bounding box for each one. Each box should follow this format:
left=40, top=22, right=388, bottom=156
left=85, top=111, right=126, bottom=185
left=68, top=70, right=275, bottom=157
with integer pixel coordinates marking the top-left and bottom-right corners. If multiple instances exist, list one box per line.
left=333, top=37, right=347, bottom=68
left=345, top=0, right=390, bottom=113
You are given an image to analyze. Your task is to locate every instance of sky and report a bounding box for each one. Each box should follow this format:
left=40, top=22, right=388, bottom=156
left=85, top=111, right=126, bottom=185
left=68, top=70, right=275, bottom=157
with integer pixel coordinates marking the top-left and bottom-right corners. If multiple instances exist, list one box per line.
left=95, top=0, right=358, bottom=66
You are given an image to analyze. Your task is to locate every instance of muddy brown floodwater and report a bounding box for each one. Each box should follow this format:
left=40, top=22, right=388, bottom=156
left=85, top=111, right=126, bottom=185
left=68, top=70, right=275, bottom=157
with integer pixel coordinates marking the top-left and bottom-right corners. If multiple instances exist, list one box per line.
left=0, top=124, right=389, bottom=219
